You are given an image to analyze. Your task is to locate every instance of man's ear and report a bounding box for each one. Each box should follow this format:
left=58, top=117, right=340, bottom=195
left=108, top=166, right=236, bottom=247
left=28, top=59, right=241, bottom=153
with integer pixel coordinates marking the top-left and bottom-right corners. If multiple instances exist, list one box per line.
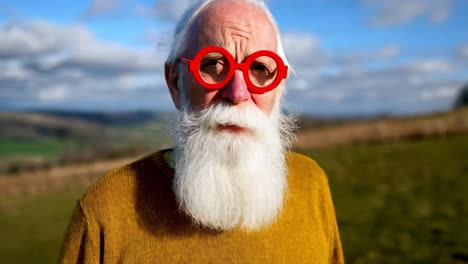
left=165, top=62, right=182, bottom=110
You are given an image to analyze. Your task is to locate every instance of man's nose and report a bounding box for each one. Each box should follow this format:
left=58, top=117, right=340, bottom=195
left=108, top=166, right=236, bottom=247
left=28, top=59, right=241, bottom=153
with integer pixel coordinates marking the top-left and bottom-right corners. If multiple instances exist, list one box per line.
left=221, top=70, right=250, bottom=104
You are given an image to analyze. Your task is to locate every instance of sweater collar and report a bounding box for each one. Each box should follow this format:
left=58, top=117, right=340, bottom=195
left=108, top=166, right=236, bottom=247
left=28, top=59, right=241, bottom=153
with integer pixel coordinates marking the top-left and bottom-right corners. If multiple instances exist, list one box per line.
left=163, top=150, right=175, bottom=169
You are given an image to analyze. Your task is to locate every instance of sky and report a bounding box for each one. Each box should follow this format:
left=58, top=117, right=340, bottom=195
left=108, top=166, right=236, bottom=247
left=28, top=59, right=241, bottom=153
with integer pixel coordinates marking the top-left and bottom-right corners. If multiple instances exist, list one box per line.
left=0, top=0, right=467, bottom=116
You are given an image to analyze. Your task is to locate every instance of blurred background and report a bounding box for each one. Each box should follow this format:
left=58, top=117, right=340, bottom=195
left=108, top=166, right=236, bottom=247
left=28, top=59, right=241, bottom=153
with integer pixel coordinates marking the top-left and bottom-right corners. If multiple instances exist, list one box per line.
left=1, top=0, right=467, bottom=263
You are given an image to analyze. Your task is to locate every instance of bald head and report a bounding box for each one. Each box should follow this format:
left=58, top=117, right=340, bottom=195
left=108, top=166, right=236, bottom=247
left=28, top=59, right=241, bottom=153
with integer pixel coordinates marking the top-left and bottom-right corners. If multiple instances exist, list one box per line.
left=185, top=0, right=278, bottom=60
left=165, top=0, right=288, bottom=67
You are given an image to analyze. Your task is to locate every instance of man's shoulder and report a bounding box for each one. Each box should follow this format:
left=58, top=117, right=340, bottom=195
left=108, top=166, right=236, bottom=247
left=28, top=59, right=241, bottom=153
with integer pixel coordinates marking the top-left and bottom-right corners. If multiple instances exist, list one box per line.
left=286, top=151, right=326, bottom=176
left=78, top=149, right=173, bottom=215
left=87, top=150, right=164, bottom=190
left=286, top=151, right=329, bottom=189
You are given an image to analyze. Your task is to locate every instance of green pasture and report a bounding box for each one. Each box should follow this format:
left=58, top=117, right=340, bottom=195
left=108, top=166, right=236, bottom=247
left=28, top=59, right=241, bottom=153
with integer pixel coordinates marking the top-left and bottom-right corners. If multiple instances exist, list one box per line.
left=1, top=135, right=467, bottom=263
left=0, top=124, right=170, bottom=174
left=306, top=135, right=468, bottom=263
left=0, top=189, right=85, bottom=263
left=0, top=138, right=89, bottom=174
left=0, top=138, right=74, bottom=159
left=109, top=123, right=172, bottom=149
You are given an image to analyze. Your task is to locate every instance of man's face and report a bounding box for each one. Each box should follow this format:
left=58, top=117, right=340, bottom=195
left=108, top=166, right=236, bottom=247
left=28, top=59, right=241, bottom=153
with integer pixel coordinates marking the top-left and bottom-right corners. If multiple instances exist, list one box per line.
left=174, top=0, right=284, bottom=116
left=168, top=0, right=294, bottom=231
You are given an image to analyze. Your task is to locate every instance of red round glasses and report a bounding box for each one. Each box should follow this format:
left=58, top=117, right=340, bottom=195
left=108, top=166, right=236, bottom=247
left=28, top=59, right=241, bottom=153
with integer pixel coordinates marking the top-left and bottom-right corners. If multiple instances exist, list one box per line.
left=178, top=46, right=288, bottom=94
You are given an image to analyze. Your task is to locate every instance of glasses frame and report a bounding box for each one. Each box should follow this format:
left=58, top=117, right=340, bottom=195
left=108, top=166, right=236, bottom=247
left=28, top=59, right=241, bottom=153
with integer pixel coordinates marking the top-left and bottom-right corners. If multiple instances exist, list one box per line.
left=179, top=46, right=288, bottom=94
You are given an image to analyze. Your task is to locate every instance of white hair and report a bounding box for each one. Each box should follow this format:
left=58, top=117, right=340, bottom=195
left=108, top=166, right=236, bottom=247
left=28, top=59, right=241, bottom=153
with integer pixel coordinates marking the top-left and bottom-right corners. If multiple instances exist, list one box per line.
left=165, top=0, right=291, bottom=73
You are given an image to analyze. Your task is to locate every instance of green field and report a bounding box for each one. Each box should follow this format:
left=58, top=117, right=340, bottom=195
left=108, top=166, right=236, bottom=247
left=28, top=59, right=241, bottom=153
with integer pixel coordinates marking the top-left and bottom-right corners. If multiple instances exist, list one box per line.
left=305, top=135, right=468, bottom=263
left=1, top=135, right=467, bottom=263
left=0, top=123, right=170, bottom=174
left=0, top=189, right=85, bottom=263
left=0, top=138, right=74, bottom=159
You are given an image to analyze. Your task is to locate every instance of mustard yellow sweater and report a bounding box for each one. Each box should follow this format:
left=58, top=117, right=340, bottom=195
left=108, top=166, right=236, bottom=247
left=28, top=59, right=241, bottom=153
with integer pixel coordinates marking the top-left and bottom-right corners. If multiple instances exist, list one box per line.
left=59, top=149, right=344, bottom=263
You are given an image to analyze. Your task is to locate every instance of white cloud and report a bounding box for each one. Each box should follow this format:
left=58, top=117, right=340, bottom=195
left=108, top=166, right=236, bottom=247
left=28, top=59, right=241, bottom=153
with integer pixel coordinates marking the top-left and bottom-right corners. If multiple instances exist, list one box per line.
left=38, top=84, right=68, bottom=101
left=282, top=32, right=325, bottom=70
left=375, top=44, right=401, bottom=59
left=80, top=0, right=121, bottom=19
left=289, top=79, right=309, bottom=91
left=458, top=43, right=468, bottom=60
left=421, top=85, right=459, bottom=101
left=70, top=40, right=161, bottom=72
left=409, top=59, right=455, bottom=73
left=329, top=44, right=401, bottom=68
left=362, top=0, right=453, bottom=27
left=0, top=19, right=170, bottom=110
left=0, top=20, right=163, bottom=73
left=284, top=54, right=464, bottom=115
left=0, top=20, right=64, bottom=57
left=1, top=10, right=464, bottom=115
left=134, top=0, right=192, bottom=21
left=0, top=61, right=31, bottom=80
left=280, top=32, right=461, bottom=114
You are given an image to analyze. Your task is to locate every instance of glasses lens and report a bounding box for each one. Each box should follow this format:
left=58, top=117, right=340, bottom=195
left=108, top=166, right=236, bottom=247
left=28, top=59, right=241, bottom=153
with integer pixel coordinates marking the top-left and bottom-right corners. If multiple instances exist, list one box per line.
left=249, top=56, right=278, bottom=87
left=199, top=52, right=230, bottom=84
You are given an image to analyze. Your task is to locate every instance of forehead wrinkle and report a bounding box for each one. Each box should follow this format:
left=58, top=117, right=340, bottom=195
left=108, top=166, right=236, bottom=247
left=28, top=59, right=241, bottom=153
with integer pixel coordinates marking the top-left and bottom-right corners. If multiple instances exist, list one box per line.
left=224, top=19, right=253, bottom=38
left=224, top=26, right=252, bottom=60
left=208, top=20, right=252, bottom=42
left=198, top=27, right=252, bottom=60
left=190, top=2, right=276, bottom=59
left=199, top=32, right=228, bottom=49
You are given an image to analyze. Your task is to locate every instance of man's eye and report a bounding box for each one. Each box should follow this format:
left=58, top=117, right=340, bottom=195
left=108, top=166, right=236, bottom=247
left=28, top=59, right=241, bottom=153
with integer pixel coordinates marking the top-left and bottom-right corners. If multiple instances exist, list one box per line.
left=200, top=59, right=224, bottom=71
left=251, top=62, right=273, bottom=75
left=252, top=64, right=267, bottom=71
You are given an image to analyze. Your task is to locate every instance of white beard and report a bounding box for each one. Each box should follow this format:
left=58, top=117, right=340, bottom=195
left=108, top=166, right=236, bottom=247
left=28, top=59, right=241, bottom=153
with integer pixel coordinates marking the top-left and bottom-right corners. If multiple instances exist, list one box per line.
left=171, top=101, right=295, bottom=231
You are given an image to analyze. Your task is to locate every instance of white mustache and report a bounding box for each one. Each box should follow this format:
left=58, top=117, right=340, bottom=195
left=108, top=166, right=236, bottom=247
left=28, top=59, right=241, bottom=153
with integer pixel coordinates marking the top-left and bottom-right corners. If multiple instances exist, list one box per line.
left=202, top=103, right=270, bottom=132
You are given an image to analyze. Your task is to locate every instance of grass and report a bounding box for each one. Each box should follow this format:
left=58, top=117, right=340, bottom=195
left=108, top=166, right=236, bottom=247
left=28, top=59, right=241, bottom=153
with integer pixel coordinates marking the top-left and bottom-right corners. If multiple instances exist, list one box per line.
left=0, top=189, right=85, bottom=263
left=303, top=135, right=468, bottom=263
left=0, top=135, right=467, bottom=263
left=0, top=138, right=75, bottom=160
left=109, top=123, right=172, bottom=149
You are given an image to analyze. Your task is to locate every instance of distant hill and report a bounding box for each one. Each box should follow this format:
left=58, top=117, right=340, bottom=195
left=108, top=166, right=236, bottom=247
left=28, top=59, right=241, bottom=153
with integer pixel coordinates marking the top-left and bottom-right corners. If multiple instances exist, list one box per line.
left=3, top=107, right=468, bottom=161
left=294, top=106, right=468, bottom=149
left=0, top=112, right=103, bottom=139
left=0, top=111, right=173, bottom=174
left=32, top=110, right=176, bottom=126
left=0, top=110, right=177, bottom=138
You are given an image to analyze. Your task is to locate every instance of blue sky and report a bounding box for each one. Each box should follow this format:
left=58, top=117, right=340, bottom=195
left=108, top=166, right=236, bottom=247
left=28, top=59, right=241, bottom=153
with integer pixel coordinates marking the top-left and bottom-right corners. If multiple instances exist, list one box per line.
left=0, top=0, right=467, bottom=115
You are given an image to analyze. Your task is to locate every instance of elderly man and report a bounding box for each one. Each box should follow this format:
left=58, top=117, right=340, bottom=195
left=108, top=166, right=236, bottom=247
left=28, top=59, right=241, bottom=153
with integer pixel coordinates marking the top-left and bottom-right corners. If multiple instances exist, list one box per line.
left=60, top=0, right=344, bottom=263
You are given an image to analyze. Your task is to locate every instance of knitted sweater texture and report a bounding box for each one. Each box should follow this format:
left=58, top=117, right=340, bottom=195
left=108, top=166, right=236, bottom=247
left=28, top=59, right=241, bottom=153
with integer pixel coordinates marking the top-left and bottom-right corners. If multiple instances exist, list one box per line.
left=59, top=149, right=344, bottom=263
